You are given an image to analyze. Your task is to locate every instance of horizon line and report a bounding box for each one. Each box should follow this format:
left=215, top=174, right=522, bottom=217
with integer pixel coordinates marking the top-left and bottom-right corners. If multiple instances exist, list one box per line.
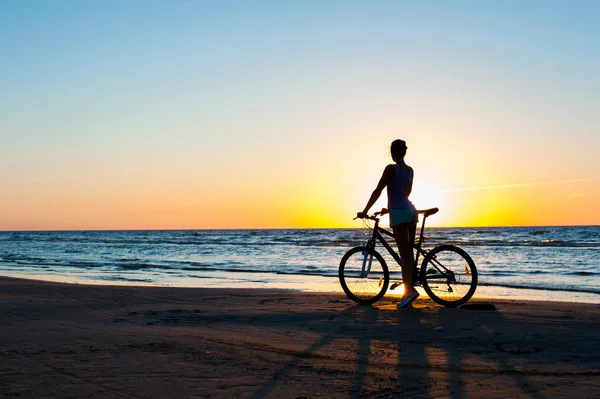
left=2, top=223, right=599, bottom=232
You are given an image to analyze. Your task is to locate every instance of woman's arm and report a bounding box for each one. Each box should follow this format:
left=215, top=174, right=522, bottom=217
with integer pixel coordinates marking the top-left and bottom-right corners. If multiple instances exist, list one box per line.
left=357, top=164, right=395, bottom=217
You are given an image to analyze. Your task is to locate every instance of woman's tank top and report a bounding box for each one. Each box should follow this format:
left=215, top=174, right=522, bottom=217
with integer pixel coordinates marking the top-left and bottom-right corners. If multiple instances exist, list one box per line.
left=387, top=164, right=414, bottom=210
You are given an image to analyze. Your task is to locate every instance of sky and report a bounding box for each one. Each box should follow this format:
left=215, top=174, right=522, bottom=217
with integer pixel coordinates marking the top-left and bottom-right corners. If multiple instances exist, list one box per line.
left=1, top=1, right=599, bottom=230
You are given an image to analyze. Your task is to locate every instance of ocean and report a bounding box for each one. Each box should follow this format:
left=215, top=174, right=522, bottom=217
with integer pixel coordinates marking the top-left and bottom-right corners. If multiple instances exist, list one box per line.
left=1, top=226, right=599, bottom=303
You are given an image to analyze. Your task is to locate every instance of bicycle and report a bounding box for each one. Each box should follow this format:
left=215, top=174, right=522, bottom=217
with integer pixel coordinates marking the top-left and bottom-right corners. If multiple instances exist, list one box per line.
left=338, top=208, right=478, bottom=307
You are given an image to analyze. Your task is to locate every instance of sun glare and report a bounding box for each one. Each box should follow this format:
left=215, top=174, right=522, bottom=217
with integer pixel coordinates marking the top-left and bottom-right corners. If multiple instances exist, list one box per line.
left=410, top=180, right=444, bottom=212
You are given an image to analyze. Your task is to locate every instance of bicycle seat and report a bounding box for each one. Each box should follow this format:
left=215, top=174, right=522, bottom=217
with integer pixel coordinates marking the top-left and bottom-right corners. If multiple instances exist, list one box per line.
left=417, top=207, right=439, bottom=217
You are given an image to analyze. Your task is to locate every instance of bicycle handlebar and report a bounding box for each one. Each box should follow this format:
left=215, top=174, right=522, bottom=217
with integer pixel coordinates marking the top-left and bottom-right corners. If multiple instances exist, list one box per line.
left=352, top=208, right=388, bottom=220
left=355, top=207, right=439, bottom=221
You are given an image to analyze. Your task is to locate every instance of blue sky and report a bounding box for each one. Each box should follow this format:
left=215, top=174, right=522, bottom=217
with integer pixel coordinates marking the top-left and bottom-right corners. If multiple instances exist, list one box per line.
left=2, top=1, right=599, bottom=228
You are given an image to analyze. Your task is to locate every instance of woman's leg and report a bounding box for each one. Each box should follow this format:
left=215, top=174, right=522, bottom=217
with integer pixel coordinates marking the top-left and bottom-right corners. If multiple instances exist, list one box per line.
left=393, top=223, right=415, bottom=294
left=409, top=214, right=417, bottom=248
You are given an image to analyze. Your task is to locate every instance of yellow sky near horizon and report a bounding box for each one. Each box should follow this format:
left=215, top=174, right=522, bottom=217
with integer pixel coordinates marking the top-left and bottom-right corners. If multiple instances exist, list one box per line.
left=2, top=135, right=597, bottom=230
left=2, top=177, right=596, bottom=230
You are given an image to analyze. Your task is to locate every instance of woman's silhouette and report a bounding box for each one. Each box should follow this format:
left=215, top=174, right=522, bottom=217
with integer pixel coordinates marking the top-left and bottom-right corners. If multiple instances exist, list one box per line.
left=357, top=139, right=419, bottom=308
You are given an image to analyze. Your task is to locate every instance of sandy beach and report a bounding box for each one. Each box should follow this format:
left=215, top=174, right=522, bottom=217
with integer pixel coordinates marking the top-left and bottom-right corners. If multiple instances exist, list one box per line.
left=0, top=277, right=598, bottom=398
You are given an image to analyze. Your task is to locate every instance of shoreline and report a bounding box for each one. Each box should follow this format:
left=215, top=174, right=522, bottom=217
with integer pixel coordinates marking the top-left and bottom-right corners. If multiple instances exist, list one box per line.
left=3, top=271, right=600, bottom=305
left=1, top=276, right=599, bottom=398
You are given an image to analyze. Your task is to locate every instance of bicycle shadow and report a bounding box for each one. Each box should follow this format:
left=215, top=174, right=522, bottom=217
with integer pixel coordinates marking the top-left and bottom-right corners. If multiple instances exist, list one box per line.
left=246, top=298, right=552, bottom=399
left=247, top=300, right=434, bottom=399
left=127, top=293, right=559, bottom=398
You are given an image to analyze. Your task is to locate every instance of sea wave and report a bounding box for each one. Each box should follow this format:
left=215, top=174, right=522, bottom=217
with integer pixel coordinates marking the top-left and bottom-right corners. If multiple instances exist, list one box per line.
left=425, top=239, right=600, bottom=248
left=571, top=271, right=598, bottom=276
left=2, top=236, right=599, bottom=248
left=2, top=227, right=599, bottom=296
left=476, top=282, right=600, bottom=295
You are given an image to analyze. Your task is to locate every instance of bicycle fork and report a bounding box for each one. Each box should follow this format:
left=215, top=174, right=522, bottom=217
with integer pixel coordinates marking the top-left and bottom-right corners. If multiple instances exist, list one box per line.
left=360, top=241, right=374, bottom=278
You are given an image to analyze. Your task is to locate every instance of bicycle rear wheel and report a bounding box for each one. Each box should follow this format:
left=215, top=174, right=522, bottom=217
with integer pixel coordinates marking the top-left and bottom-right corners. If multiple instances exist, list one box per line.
left=420, top=245, right=477, bottom=307
left=339, top=246, right=389, bottom=305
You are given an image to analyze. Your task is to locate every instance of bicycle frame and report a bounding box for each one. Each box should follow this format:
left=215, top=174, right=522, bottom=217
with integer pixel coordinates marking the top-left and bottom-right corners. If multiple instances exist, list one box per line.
left=345, top=207, right=477, bottom=306
left=360, top=210, right=435, bottom=280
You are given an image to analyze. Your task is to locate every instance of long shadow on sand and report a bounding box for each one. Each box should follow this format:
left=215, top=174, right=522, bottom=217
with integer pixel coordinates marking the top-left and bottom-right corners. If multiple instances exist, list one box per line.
left=242, top=302, right=550, bottom=398
left=125, top=295, right=595, bottom=398
left=247, top=304, right=385, bottom=399
left=437, top=306, right=548, bottom=399
left=244, top=303, right=435, bottom=399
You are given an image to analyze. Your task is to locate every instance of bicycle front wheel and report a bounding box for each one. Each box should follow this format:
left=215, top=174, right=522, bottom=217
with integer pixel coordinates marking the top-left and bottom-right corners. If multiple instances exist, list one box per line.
left=339, top=246, right=389, bottom=305
left=420, top=245, right=477, bottom=307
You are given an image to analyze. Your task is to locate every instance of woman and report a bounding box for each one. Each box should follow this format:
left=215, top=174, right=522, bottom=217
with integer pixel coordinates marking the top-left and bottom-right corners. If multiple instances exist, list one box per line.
left=356, top=139, right=419, bottom=309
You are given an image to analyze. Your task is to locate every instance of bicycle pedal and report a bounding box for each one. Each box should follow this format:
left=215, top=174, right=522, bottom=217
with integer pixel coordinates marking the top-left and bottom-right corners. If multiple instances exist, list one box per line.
left=390, top=282, right=402, bottom=290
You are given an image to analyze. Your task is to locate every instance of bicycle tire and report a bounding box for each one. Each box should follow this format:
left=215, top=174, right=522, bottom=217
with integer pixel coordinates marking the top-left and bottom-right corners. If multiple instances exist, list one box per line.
left=339, top=246, right=389, bottom=305
left=419, top=245, right=477, bottom=307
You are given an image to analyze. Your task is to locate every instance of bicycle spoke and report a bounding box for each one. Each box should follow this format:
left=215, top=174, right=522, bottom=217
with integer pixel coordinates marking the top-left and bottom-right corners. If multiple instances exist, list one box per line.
left=420, top=245, right=477, bottom=307
left=339, top=247, right=389, bottom=304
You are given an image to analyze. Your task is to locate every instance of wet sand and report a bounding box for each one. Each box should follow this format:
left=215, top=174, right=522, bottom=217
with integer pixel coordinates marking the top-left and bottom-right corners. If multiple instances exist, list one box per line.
left=1, top=276, right=598, bottom=398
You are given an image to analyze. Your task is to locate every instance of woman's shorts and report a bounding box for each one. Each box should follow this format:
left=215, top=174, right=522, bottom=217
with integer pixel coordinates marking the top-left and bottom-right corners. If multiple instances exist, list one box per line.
left=389, top=207, right=417, bottom=228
